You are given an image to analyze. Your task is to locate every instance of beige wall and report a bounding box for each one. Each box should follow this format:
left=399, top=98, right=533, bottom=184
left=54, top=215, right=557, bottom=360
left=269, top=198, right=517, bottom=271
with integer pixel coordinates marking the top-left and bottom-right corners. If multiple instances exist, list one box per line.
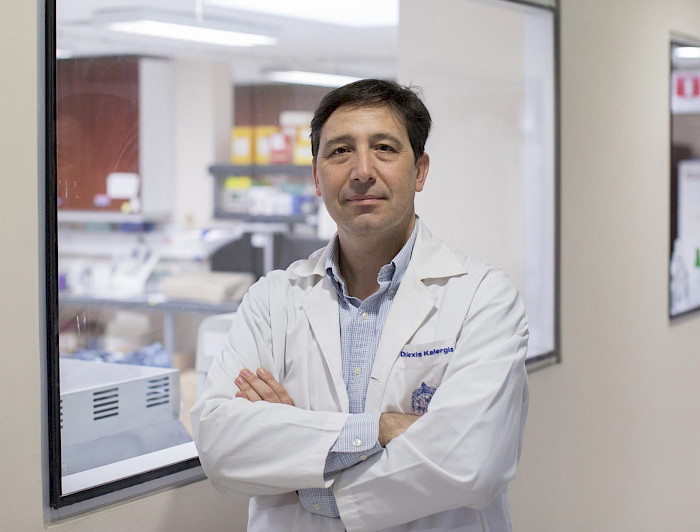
left=5, top=0, right=700, bottom=530
left=0, top=0, right=43, bottom=529
left=510, top=0, right=700, bottom=530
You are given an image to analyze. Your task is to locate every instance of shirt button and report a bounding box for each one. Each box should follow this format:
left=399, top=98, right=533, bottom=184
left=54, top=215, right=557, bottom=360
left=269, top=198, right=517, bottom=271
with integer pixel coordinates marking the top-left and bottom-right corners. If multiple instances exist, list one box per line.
left=313, top=501, right=321, bottom=511
left=361, top=312, right=369, bottom=320
left=389, top=288, right=396, bottom=295
left=354, top=367, right=362, bottom=375
left=353, top=438, right=362, bottom=447
left=359, top=454, right=368, bottom=461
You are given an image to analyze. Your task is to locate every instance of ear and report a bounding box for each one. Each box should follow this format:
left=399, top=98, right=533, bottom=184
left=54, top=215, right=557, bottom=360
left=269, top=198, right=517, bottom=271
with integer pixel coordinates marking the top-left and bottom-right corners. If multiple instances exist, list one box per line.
left=312, top=160, right=322, bottom=197
left=414, top=152, right=430, bottom=192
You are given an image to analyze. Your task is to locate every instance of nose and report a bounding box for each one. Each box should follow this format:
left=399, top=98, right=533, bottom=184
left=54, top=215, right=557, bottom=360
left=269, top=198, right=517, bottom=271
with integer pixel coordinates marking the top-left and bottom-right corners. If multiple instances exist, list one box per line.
left=351, top=148, right=374, bottom=184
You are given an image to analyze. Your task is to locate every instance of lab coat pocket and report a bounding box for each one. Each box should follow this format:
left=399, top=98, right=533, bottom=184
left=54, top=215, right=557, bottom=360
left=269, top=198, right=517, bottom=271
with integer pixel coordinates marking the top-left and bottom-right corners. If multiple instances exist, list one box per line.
left=386, top=338, right=456, bottom=414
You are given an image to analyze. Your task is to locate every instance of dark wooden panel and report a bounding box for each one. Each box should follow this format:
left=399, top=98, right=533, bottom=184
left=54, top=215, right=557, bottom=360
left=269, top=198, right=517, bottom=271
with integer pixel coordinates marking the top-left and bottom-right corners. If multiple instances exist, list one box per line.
left=233, top=84, right=330, bottom=125
left=57, top=57, right=139, bottom=212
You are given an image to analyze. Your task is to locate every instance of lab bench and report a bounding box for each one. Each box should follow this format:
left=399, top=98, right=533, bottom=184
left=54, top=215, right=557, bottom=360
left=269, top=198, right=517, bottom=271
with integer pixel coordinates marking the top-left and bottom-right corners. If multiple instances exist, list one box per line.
left=59, top=293, right=239, bottom=360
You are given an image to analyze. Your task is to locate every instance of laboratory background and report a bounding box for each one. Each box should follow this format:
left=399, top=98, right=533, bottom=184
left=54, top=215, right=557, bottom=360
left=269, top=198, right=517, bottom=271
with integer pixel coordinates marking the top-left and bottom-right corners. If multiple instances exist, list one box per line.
left=3, top=0, right=700, bottom=531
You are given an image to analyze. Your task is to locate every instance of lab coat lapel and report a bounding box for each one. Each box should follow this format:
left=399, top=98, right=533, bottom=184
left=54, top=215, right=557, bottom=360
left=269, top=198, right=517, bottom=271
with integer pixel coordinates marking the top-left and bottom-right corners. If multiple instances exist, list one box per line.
left=364, top=220, right=468, bottom=411
left=302, top=276, right=349, bottom=412
left=365, top=270, right=436, bottom=411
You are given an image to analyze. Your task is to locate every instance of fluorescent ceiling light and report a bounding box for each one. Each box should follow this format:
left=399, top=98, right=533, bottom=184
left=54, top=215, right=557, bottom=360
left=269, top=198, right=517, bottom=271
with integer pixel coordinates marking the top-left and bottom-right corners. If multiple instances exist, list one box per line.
left=206, top=0, right=398, bottom=28
left=106, top=20, right=277, bottom=47
left=267, top=71, right=361, bottom=87
left=675, top=47, right=700, bottom=59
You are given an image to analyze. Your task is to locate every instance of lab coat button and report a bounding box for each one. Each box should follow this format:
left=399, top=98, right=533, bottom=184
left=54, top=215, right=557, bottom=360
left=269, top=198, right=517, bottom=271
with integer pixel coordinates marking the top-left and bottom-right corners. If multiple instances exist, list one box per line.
left=353, top=438, right=362, bottom=447
left=354, top=367, right=362, bottom=375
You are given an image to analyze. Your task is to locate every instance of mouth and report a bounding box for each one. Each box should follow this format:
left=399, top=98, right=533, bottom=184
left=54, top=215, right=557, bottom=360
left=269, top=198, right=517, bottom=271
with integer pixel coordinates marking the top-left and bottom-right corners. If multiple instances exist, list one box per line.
left=345, top=195, right=383, bottom=204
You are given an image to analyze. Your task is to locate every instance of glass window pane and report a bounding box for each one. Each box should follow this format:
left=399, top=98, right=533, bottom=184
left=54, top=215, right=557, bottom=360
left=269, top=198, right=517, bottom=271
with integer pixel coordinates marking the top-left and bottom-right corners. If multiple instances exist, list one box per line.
left=51, top=0, right=556, bottom=506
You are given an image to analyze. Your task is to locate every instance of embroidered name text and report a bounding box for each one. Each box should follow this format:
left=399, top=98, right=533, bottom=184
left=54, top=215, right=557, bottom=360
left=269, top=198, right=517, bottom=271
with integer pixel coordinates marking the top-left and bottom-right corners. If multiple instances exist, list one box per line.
left=400, top=346, right=455, bottom=358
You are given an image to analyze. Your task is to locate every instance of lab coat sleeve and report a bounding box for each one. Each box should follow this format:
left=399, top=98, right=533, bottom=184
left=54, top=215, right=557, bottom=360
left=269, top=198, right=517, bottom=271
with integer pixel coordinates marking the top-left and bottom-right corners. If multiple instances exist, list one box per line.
left=191, top=275, right=350, bottom=498
left=334, top=269, right=529, bottom=531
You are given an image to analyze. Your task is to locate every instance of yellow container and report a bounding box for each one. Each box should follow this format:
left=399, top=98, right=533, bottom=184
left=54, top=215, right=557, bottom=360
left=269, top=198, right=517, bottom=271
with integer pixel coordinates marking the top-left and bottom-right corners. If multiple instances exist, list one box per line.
left=231, top=126, right=254, bottom=165
left=224, top=176, right=252, bottom=190
left=253, top=126, right=278, bottom=165
left=293, top=126, right=313, bottom=166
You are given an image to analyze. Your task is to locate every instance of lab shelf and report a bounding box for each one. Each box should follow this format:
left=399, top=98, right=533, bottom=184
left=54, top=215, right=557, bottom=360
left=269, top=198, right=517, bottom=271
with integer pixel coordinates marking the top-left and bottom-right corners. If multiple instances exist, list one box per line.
left=209, top=163, right=318, bottom=222
left=209, top=164, right=313, bottom=178
left=211, top=211, right=315, bottom=224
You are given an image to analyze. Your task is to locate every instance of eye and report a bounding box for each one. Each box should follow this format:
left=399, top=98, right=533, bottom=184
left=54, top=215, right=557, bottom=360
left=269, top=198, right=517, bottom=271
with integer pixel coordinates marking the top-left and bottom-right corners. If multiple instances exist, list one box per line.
left=331, top=147, right=349, bottom=155
left=376, top=144, right=395, bottom=152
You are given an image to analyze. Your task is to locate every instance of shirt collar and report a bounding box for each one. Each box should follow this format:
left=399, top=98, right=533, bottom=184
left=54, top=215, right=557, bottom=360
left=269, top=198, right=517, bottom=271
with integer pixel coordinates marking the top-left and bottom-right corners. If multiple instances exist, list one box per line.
left=325, top=218, right=419, bottom=299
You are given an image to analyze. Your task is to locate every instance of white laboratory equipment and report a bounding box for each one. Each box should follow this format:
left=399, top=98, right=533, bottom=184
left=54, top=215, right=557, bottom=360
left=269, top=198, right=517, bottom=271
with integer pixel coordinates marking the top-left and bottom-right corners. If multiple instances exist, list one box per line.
left=195, top=312, right=236, bottom=399
left=60, top=357, right=191, bottom=475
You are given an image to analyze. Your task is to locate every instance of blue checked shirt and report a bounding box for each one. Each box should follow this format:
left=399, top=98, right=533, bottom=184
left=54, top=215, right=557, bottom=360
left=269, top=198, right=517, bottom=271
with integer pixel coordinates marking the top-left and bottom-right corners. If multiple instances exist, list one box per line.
left=298, top=221, right=419, bottom=518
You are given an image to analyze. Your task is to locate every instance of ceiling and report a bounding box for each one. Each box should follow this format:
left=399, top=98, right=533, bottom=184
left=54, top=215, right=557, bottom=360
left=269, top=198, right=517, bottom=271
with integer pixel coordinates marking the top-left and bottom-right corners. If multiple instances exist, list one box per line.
left=56, top=0, right=399, bottom=84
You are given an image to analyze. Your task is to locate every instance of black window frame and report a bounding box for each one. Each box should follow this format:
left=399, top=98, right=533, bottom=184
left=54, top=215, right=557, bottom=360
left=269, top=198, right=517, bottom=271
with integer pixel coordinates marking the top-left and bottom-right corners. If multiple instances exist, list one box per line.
left=45, top=0, right=560, bottom=513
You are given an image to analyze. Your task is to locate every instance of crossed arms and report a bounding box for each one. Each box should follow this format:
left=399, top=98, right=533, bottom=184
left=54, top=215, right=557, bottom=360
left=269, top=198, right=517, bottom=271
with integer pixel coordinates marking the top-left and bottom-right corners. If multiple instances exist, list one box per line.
left=234, top=367, right=418, bottom=447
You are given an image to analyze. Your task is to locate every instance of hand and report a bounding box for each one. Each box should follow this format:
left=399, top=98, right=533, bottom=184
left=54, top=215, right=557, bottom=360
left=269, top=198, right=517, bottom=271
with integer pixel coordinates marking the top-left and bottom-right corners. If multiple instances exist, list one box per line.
left=235, top=368, right=294, bottom=406
left=378, top=413, right=420, bottom=446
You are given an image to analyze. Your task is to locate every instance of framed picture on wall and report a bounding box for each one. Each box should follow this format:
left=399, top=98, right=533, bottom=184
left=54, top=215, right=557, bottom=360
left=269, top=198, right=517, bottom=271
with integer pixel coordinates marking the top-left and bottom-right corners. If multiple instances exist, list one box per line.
left=670, top=40, right=700, bottom=318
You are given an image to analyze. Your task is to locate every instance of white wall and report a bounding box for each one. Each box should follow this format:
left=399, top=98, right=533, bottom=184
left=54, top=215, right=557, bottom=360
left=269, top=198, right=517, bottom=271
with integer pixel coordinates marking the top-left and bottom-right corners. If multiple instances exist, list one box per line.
left=402, top=0, right=527, bottom=284
left=173, top=59, right=232, bottom=229
left=400, top=0, right=556, bottom=357
left=6, top=0, right=700, bottom=530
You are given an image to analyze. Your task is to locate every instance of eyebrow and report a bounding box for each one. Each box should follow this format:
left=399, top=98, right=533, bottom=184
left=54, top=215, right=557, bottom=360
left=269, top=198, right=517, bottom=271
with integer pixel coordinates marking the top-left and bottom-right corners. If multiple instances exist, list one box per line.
left=323, top=134, right=354, bottom=148
left=322, top=133, right=406, bottom=150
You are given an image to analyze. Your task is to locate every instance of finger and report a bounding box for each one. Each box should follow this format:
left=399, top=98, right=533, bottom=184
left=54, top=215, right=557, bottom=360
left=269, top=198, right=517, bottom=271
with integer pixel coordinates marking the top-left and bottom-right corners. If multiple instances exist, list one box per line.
left=256, top=368, right=294, bottom=406
left=235, top=391, right=249, bottom=400
left=239, top=369, right=281, bottom=403
left=235, top=374, right=262, bottom=401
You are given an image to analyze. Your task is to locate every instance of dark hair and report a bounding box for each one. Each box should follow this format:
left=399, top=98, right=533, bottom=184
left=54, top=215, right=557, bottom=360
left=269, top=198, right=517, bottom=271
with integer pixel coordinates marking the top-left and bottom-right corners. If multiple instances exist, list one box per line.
left=310, top=79, right=432, bottom=163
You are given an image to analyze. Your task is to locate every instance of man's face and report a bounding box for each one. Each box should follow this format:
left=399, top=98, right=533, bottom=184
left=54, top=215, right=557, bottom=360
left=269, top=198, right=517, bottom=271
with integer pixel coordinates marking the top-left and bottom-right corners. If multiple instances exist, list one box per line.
left=312, top=104, right=429, bottom=244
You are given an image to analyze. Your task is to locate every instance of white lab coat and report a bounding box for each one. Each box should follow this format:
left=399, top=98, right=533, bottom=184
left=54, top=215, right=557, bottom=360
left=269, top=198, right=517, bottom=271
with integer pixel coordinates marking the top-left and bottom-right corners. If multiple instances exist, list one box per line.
left=191, top=220, right=529, bottom=532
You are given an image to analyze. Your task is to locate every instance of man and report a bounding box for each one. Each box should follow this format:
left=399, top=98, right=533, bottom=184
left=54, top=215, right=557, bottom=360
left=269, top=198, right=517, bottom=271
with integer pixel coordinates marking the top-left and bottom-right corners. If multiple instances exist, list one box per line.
left=191, top=79, right=529, bottom=531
